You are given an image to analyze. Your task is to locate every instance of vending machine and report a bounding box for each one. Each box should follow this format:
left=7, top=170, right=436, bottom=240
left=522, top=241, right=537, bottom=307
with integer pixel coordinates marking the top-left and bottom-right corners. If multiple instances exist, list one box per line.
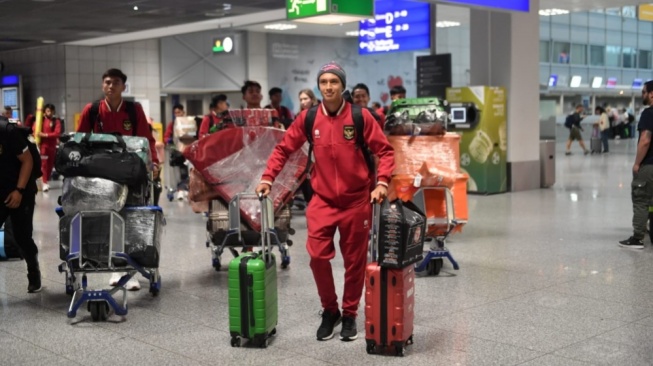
left=0, top=74, right=23, bottom=122
left=446, top=86, right=508, bottom=194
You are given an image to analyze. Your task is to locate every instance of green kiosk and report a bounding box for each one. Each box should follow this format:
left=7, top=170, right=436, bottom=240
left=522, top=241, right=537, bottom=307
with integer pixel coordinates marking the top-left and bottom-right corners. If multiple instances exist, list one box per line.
left=446, top=86, right=507, bottom=194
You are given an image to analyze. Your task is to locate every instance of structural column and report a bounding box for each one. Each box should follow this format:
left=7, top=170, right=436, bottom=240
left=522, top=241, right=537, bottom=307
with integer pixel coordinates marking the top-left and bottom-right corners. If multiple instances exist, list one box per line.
left=469, top=0, right=541, bottom=191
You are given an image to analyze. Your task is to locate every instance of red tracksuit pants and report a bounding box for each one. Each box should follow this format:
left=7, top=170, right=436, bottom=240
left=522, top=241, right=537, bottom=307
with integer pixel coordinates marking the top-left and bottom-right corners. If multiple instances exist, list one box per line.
left=40, top=144, right=56, bottom=184
left=306, top=195, right=371, bottom=318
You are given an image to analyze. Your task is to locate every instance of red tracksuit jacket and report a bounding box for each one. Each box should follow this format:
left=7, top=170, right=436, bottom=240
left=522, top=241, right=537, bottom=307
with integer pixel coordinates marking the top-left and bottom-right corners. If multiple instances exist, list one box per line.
left=262, top=101, right=395, bottom=209
left=39, top=117, right=62, bottom=149
left=77, top=99, right=159, bottom=165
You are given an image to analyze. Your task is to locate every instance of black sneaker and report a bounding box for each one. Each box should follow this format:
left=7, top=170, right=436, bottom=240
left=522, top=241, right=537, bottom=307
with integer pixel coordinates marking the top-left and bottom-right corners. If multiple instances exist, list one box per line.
left=619, top=236, right=644, bottom=249
left=340, top=316, right=358, bottom=341
left=565, top=152, right=571, bottom=156
left=317, top=310, right=342, bottom=341
left=27, top=271, right=42, bottom=293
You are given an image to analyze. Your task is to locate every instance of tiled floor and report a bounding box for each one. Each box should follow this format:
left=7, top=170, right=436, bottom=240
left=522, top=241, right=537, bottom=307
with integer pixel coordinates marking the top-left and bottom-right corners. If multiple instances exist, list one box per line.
left=2, top=137, right=653, bottom=365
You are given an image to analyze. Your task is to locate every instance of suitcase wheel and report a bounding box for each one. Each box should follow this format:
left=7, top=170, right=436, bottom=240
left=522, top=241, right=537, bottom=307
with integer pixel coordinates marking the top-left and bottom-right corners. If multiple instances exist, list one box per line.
left=212, top=257, right=221, bottom=272
left=395, top=345, right=405, bottom=357
left=407, top=335, right=414, bottom=345
left=230, top=336, right=242, bottom=347
left=270, top=328, right=277, bottom=336
left=366, top=340, right=376, bottom=354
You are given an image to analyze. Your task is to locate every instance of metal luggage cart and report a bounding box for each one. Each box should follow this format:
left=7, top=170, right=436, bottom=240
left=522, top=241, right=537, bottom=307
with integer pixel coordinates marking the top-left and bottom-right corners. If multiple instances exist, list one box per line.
left=412, top=187, right=463, bottom=276
left=206, top=194, right=292, bottom=271
left=57, top=210, right=161, bottom=322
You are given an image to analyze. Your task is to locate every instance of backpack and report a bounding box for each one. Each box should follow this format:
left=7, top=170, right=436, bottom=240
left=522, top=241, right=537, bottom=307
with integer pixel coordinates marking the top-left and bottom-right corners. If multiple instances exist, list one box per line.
left=564, top=114, right=574, bottom=129
left=628, top=113, right=635, bottom=124
left=88, top=100, right=138, bottom=135
left=303, top=104, right=375, bottom=177
left=0, top=116, right=42, bottom=181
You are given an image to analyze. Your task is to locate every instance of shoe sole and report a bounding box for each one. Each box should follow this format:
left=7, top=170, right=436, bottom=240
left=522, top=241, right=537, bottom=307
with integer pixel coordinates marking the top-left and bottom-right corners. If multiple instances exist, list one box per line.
left=317, top=319, right=342, bottom=341
left=28, top=288, right=42, bottom=293
left=618, top=243, right=644, bottom=249
left=340, top=333, right=358, bottom=341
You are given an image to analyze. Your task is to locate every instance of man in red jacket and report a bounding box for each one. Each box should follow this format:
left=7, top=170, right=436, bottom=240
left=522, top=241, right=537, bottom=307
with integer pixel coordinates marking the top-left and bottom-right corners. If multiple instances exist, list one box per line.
left=77, top=68, right=159, bottom=171
left=37, top=103, right=62, bottom=192
left=76, top=68, right=158, bottom=291
left=256, top=62, right=395, bottom=342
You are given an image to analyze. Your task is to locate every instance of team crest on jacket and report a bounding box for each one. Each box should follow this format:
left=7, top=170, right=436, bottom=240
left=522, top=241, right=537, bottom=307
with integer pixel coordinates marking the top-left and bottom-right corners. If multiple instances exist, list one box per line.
left=123, top=120, right=132, bottom=131
left=343, top=126, right=355, bottom=140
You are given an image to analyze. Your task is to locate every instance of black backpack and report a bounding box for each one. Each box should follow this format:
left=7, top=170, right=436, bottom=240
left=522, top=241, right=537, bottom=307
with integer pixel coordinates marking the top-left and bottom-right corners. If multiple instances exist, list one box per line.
left=0, top=116, right=42, bottom=181
left=564, top=114, right=574, bottom=129
left=303, top=104, right=375, bottom=177
left=88, top=100, right=138, bottom=135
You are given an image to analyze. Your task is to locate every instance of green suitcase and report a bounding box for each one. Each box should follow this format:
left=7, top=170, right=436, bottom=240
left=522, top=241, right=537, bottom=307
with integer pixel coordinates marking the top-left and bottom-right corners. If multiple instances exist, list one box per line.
left=228, top=195, right=278, bottom=348
left=388, top=97, right=446, bottom=119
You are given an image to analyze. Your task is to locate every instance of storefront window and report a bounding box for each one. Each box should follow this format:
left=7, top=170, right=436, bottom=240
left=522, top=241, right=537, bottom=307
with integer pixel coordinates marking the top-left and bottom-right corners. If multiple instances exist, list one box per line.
left=540, top=41, right=550, bottom=62
left=639, top=50, right=652, bottom=69
left=570, top=43, right=587, bottom=65
left=552, top=41, right=571, bottom=63
left=606, top=45, right=621, bottom=67
left=590, top=45, right=605, bottom=66
left=623, top=47, right=637, bottom=68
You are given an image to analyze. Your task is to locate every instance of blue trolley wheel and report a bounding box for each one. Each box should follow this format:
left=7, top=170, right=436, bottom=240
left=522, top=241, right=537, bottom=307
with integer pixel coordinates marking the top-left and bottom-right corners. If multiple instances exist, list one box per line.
left=150, top=276, right=161, bottom=297
left=281, top=256, right=290, bottom=269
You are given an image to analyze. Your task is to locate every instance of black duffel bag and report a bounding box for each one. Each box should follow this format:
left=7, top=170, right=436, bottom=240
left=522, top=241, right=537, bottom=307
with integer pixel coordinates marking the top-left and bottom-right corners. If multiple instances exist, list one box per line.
left=169, top=149, right=186, bottom=167
left=55, top=133, right=148, bottom=186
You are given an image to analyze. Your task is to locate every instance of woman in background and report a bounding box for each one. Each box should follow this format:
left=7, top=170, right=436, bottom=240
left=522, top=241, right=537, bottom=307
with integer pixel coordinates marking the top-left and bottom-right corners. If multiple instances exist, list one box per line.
left=298, top=89, right=319, bottom=114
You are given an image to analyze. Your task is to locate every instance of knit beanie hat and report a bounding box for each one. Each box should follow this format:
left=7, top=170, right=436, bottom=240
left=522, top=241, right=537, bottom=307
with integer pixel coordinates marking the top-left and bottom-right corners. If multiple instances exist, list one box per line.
left=317, top=61, right=346, bottom=88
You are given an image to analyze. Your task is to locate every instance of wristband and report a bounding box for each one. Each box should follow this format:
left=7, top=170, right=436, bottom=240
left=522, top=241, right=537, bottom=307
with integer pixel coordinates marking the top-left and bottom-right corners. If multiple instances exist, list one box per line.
left=16, top=187, right=25, bottom=194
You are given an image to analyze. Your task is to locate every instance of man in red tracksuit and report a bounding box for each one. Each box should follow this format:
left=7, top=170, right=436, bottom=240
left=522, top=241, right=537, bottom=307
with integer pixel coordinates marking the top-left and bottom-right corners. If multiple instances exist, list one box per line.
left=37, top=103, right=62, bottom=192
left=257, top=62, right=395, bottom=342
left=77, top=68, right=159, bottom=291
left=77, top=68, right=160, bottom=171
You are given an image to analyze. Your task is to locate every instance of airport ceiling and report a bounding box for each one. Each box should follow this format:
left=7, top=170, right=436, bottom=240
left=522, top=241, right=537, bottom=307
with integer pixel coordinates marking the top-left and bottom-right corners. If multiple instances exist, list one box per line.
left=0, top=0, right=650, bottom=52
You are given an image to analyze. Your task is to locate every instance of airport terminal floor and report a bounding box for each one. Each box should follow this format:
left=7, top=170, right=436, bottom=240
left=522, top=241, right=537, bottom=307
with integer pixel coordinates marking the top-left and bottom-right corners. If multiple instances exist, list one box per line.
left=1, top=139, right=652, bottom=366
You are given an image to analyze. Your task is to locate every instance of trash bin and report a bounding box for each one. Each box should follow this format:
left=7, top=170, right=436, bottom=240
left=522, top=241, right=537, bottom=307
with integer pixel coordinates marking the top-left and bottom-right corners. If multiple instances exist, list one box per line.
left=540, top=140, right=555, bottom=188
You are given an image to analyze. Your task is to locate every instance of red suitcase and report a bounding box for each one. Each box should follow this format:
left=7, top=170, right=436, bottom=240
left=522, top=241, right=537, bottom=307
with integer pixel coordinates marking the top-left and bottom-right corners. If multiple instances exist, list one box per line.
left=365, top=257, right=415, bottom=355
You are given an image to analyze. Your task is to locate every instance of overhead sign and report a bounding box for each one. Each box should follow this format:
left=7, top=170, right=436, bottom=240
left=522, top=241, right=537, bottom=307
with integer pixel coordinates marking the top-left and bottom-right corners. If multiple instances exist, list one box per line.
left=287, top=0, right=373, bottom=23
left=359, top=0, right=431, bottom=55
left=639, top=4, right=653, bottom=22
left=633, top=78, right=644, bottom=89
left=548, top=74, right=558, bottom=87
left=606, top=77, right=617, bottom=88
left=212, top=36, right=234, bottom=54
left=444, top=0, right=529, bottom=12
left=417, top=54, right=452, bottom=98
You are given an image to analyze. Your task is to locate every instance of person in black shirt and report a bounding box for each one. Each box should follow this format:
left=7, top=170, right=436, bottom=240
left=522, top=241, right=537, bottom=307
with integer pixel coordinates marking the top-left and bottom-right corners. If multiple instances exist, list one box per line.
left=0, top=118, right=41, bottom=292
left=565, top=105, right=589, bottom=155
left=620, top=80, right=653, bottom=249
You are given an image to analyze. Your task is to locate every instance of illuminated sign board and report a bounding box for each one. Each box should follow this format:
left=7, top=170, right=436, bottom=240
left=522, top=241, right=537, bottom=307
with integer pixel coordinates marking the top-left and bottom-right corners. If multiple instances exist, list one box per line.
left=212, top=36, right=234, bottom=54
left=606, top=77, right=617, bottom=88
left=444, top=0, right=529, bottom=12
left=359, top=0, right=431, bottom=55
left=548, top=74, right=558, bottom=87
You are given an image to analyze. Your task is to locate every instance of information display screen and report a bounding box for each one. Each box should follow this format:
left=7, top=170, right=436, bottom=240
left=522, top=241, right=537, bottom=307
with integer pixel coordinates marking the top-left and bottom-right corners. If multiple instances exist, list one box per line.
left=359, top=0, right=430, bottom=55
left=450, top=107, right=467, bottom=123
left=444, top=0, right=529, bottom=12
left=3, top=88, right=17, bottom=107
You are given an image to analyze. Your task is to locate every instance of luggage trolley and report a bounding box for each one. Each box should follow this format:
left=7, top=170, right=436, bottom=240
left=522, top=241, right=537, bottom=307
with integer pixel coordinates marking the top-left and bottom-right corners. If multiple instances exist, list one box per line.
left=412, top=187, right=462, bottom=276
left=57, top=208, right=162, bottom=322
left=206, top=194, right=292, bottom=271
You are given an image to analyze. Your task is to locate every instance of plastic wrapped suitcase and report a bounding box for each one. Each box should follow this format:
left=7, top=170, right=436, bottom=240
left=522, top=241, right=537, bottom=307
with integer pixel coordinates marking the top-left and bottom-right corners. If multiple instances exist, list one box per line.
left=385, top=98, right=447, bottom=136
left=122, top=206, right=164, bottom=268
left=61, top=177, right=128, bottom=215
left=184, top=126, right=308, bottom=232
left=365, top=204, right=415, bottom=356
left=228, top=195, right=278, bottom=348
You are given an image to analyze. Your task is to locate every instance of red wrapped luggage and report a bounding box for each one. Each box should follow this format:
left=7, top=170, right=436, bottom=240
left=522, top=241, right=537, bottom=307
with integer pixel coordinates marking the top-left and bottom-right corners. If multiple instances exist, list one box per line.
left=183, top=126, right=308, bottom=232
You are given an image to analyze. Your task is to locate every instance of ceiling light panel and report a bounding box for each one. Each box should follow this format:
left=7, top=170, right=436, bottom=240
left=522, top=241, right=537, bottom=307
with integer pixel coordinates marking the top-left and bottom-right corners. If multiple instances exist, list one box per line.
left=539, top=8, right=569, bottom=16
left=264, top=23, right=298, bottom=31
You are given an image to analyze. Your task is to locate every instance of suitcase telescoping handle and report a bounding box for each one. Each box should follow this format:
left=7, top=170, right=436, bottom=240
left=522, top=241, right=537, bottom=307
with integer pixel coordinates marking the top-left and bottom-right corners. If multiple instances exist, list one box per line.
left=369, top=201, right=382, bottom=263
left=258, top=192, right=273, bottom=263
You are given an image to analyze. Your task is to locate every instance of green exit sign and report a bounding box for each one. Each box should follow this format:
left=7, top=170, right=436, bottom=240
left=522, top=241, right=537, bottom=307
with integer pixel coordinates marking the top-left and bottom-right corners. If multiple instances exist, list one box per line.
left=213, top=36, right=234, bottom=54
left=287, top=0, right=373, bottom=24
